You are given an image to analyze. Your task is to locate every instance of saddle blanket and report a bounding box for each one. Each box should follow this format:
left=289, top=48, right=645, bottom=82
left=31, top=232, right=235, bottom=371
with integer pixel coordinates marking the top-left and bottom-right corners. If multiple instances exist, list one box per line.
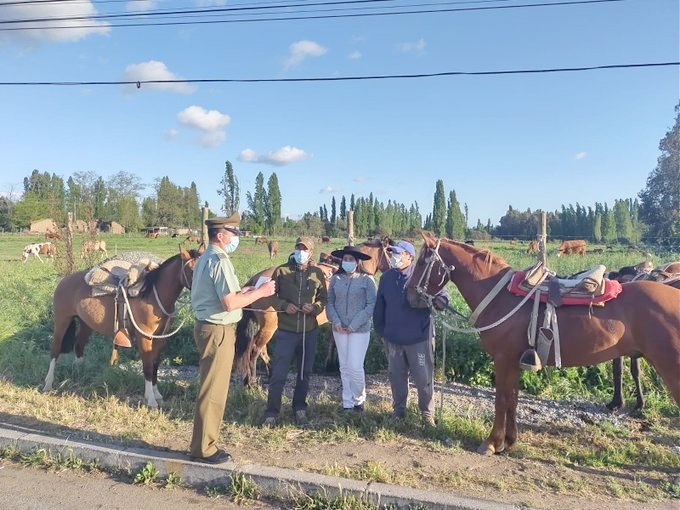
left=84, top=251, right=163, bottom=297
left=508, top=271, right=623, bottom=306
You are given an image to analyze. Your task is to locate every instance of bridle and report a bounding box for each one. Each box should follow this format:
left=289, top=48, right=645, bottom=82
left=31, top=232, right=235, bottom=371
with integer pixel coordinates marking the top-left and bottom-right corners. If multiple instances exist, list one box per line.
left=180, top=258, right=195, bottom=289
left=412, top=238, right=456, bottom=308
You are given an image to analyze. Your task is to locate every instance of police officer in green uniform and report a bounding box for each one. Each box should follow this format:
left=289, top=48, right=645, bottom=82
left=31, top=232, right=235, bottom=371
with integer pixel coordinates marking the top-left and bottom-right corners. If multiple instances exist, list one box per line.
left=189, top=213, right=276, bottom=464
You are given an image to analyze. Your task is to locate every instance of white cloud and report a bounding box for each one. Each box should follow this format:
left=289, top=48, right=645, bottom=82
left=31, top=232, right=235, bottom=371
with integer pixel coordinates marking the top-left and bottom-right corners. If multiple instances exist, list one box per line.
left=238, top=146, right=312, bottom=166
left=320, top=186, right=342, bottom=194
left=126, top=1, right=156, bottom=12
left=123, top=61, right=196, bottom=94
left=399, top=38, right=427, bottom=54
left=575, top=151, right=588, bottom=160
left=348, top=51, right=362, bottom=60
left=163, top=128, right=179, bottom=140
left=0, top=1, right=110, bottom=43
left=177, top=105, right=230, bottom=148
left=284, top=40, right=327, bottom=70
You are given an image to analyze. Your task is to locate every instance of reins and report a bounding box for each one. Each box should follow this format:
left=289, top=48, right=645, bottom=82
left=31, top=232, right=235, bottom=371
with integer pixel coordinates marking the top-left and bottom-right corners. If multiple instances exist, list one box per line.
left=119, top=258, right=194, bottom=340
left=416, top=239, right=550, bottom=334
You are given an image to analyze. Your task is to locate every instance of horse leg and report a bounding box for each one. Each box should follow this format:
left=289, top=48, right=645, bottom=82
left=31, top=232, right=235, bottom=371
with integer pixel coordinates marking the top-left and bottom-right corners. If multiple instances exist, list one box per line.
left=44, top=314, right=77, bottom=391
left=140, top=337, right=159, bottom=408
left=74, top=322, right=93, bottom=361
left=478, top=358, right=519, bottom=455
left=630, top=356, right=645, bottom=410
left=151, top=340, right=166, bottom=405
left=607, top=357, right=624, bottom=411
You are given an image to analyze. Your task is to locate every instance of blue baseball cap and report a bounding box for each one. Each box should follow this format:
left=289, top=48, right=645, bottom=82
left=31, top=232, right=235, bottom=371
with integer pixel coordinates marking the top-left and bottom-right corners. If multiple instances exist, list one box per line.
left=387, top=240, right=416, bottom=257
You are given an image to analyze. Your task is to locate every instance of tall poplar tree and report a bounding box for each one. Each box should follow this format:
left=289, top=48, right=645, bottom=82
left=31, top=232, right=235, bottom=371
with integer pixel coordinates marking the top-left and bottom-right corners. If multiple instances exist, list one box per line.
left=431, top=180, right=446, bottom=236
left=218, top=160, right=240, bottom=215
left=265, top=172, right=281, bottom=235
left=246, top=172, right=267, bottom=233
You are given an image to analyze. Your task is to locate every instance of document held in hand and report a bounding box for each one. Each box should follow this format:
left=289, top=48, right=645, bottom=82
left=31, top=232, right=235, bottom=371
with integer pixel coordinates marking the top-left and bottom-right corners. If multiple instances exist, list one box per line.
left=254, top=276, right=272, bottom=289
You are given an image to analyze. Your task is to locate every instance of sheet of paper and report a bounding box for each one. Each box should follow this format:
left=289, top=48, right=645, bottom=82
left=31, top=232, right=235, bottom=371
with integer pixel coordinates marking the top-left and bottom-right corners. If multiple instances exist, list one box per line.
left=254, top=276, right=272, bottom=289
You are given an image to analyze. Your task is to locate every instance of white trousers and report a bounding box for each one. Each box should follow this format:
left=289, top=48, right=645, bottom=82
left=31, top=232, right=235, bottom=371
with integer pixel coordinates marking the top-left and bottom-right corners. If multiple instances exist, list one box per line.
left=333, top=331, right=370, bottom=408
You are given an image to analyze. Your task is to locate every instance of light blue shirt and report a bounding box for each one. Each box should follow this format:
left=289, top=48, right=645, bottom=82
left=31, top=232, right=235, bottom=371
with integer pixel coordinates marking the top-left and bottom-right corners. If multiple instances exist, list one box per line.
left=190, top=243, right=242, bottom=324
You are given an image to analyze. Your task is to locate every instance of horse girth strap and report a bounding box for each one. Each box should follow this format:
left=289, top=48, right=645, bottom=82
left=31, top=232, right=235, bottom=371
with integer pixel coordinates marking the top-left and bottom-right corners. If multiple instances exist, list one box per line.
left=468, top=270, right=514, bottom=326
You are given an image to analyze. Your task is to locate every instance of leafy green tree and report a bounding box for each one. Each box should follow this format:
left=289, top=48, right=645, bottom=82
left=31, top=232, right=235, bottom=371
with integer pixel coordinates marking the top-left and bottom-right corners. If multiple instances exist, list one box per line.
left=593, top=213, right=602, bottom=242
left=431, top=180, right=446, bottom=236
left=265, top=172, right=282, bottom=235
left=246, top=172, right=267, bottom=234
left=141, top=197, right=157, bottom=227
left=613, top=199, right=634, bottom=243
left=339, top=196, right=346, bottom=221
left=639, top=104, right=680, bottom=243
left=218, top=160, right=240, bottom=215
left=445, top=190, right=466, bottom=240
left=602, top=206, right=618, bottom=243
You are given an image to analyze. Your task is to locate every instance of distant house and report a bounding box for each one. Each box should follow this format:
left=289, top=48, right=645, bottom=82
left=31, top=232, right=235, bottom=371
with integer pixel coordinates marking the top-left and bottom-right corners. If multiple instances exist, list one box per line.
left=73, top=220, right=89, bottom=233
left=98, top=220, right=125, bottom=234
left=30, top=218, right=59, bottom=234
left=174, top=227, right=191, bottom=236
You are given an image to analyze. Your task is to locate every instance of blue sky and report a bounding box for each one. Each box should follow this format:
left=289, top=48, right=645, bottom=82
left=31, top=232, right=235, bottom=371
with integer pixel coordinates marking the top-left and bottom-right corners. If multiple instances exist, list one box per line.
left=0, top=0, right=678, bottom=226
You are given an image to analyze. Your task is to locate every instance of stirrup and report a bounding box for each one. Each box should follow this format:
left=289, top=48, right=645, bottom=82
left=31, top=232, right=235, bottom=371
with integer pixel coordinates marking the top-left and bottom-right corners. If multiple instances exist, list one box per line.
left=519, top=349, right=542, bottom=371
left=113, top=328, right=132, bottom=348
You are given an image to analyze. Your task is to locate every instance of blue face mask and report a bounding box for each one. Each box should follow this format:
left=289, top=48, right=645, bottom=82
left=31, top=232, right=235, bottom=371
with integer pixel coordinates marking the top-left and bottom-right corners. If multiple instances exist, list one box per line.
left=225, top=236, right=239, bottom=253
left=294, top=249, right=310, bottom=265
left=342, top=261, right=357, bottom=273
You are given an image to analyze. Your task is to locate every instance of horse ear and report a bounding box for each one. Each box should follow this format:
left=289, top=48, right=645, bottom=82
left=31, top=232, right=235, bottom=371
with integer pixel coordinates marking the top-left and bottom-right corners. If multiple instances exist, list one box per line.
left=419, top=230, right=436, bottom=247
left=179, top=244, right=191, bottom=261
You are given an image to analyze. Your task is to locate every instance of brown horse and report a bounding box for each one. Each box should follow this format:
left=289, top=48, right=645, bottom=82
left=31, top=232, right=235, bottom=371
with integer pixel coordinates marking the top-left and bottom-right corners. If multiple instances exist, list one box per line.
left=607, top=260, right=680, bottom=411
left=43, top=245, right=204, bottom=407
left=234, top=238, right=392, bottom=386
left=268, top=240, right=279, bottom=260
left=406, top=232, right=680, bottom=455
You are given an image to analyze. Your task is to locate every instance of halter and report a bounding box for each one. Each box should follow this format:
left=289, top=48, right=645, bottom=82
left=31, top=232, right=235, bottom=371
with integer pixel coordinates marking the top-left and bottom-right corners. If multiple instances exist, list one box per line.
left=180, top=258, right=194, bottom=289
left=413, top=238, right=456, bottom=307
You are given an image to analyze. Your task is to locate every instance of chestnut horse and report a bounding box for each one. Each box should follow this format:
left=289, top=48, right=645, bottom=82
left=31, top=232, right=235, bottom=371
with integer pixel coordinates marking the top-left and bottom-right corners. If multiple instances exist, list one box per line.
left=607, top=261, right=680, bottom=411
left=406, top=232, right=680, bottom=455
left=235, top=238, right=392, bottom=386
left=43, top=245, right=204, bottom=407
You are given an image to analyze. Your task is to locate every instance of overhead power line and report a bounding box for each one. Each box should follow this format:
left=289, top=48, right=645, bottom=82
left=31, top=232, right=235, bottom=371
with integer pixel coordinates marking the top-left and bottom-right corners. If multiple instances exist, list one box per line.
left=0, top=61, right=676, bottom=87
left=0, top=0, right=626, bottom=31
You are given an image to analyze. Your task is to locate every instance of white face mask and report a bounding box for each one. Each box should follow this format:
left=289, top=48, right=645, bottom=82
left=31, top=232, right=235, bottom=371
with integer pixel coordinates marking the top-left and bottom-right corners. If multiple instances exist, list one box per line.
left=294, top=249, right=310, bottom=265
left=389, top=254, right=403, bottom=269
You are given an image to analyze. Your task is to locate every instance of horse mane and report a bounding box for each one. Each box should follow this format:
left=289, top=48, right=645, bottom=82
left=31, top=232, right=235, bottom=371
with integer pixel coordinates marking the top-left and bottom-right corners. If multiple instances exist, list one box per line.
left=439, top=238, right=510, bottom=278
left=140, top=249, right=200, bottom=297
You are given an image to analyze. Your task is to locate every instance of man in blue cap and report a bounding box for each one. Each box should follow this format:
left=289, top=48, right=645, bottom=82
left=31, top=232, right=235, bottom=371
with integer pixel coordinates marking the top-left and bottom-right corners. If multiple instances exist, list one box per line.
left=373, top=240, right=448, bottom=427
left=189, top=213, right=276, bottom=463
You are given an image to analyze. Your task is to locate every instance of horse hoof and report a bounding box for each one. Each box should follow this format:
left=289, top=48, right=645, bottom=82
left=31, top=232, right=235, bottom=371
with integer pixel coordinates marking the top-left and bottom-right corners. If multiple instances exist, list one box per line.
left=477, top=443, right=495, bottom=456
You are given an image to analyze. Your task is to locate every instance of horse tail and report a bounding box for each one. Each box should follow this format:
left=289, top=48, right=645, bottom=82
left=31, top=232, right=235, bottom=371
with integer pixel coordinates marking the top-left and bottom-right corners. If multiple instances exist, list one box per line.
left=234, top=309, right=256, bottom=378
left=60, top=318, right=78, bottom=354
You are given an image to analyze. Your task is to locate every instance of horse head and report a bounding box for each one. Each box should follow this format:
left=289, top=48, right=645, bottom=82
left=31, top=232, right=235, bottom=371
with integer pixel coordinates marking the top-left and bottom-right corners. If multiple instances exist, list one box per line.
left=406, top=231, right=454, bottom=309
left=179, top=243, right=205, bottom=289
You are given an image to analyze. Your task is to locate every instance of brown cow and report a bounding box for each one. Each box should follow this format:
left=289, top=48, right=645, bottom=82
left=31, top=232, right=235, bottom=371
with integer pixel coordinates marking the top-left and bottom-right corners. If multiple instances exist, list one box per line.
left=45, top=231, right=61, bottom=240
left=254, top=236, right=268, bottom=245
left=556, top=239, right=587, bottom=257
left=526, top=240, right=538, bottom=254
left=185, top=235, right=201, bottom=244
left=267, top=240, right=279, bottom=260
left=321, top=235, right=330, bottom=243
left=80, top=240, right=108, bottom=259
left=21, top=242, right=56, bottom=262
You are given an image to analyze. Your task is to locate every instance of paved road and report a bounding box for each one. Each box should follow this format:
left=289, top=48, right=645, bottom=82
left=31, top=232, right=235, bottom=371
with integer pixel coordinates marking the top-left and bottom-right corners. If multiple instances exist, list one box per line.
left=0, top=460, right=280, bottom=510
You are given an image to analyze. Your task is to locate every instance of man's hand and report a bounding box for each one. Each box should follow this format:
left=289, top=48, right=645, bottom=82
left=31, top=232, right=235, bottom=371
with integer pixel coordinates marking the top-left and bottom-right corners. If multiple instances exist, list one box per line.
left=257, top=280, right=276, bottom=297
left=285, top=303, right=299, bottom=315
left=433, top=296, right=447, bottom=311
left=301, top=303, right=314, bottom=314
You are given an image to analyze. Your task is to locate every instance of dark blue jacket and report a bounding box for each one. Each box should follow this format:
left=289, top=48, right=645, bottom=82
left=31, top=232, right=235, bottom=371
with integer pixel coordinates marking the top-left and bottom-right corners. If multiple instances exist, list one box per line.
left=373, top=263, right=449, bottom=345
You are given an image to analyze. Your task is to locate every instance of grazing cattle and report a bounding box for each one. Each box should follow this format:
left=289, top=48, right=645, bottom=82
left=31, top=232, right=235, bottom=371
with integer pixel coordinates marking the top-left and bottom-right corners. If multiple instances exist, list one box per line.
left=526, top=240, right=538, bottom=254
left=267, top=240, right=279, bottom=260
left=45, top=231, right=61, bottom=240
left=254, top=236, right=268, bottom=245
left=321, top=235, right=331, bottom=243
left=556, top=239, right=587, bottom=257
left=22, top=242, right=56, bottom=262
left=80, top=240, right=108, bottom=259
left=185, top=235, right=201, bottom=244
left=145, top=232, right=159, bottom=239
